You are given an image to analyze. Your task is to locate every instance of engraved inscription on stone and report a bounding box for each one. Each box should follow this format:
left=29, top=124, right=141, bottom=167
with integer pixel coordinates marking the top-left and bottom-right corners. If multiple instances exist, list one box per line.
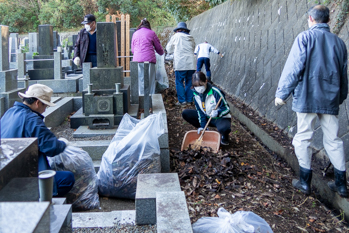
left=97, top=99, right=111, bottom=112
left=103, top=46, right=109, bottom=66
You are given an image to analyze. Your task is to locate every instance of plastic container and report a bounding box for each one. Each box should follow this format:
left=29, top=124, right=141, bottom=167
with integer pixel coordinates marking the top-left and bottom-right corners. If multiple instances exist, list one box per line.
left=181, top=130, right=221, bottom=153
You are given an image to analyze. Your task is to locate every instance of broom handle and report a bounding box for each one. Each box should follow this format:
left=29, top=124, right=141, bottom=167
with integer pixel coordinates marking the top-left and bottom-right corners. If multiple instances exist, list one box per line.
left=197, top=97, right=222, bottom=141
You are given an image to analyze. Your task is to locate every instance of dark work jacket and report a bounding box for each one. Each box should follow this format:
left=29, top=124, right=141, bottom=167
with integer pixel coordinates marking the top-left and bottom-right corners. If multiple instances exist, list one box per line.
left=0, top=102, right=66, bottom=195
left=74, top=28, right=91, bottom=66
left=275, top=23, right=348, bottom=115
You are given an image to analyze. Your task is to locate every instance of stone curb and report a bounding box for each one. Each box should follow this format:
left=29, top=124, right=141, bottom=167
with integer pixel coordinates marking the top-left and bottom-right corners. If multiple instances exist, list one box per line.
left=227, top=101, right=349, bottom=221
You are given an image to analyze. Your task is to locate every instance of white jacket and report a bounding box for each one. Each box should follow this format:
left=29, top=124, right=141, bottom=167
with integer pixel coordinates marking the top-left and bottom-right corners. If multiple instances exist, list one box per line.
left=166, top=32, right=196, bottom=71
left=194, top=43, right=220, bottom=59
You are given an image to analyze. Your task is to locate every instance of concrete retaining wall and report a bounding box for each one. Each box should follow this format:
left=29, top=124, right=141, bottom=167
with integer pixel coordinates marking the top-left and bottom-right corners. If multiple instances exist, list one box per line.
left=187, top=0, right=349, bottom=167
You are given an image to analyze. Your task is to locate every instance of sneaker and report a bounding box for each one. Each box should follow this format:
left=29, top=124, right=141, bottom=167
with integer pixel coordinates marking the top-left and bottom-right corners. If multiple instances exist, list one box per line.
left=221, top=136, right=229, bottom=146
left=175, top=101, right=187, bottom=106
left=186, top=102, right=193, bottom=106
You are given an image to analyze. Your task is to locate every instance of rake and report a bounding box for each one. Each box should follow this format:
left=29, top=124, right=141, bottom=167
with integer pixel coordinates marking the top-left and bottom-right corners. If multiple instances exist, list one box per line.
left=193, top=97, right=222, bottom=150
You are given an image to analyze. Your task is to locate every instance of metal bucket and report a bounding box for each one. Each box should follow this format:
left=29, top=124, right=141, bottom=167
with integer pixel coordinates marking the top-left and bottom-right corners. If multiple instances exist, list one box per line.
left=38, top=170, right=56, bottom=203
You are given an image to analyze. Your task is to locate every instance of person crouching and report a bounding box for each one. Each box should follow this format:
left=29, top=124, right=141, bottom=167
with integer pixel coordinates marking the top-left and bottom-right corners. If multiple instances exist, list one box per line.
left=182, top=71, right=231, bottom=145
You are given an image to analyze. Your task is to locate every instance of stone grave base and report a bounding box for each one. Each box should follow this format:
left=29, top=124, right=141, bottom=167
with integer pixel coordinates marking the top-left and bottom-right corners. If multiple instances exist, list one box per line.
left=0, top=87, right=25, bottom=116
left=18, top=75, right=82, bottom=93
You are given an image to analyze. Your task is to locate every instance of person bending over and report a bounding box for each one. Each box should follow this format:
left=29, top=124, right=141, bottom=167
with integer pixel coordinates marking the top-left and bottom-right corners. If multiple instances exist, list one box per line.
left=182, top=71, right=231, bottom=145
left=0, top=84, right=75, bottom=197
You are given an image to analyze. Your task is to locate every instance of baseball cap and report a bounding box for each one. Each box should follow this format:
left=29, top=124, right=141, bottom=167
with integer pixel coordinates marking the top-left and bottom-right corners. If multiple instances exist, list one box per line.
left=81, top=14, right=96, bottom=25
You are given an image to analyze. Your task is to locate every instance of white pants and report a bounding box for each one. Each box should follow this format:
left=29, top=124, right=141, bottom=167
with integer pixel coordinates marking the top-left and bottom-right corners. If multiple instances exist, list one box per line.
left=138, top=63, right=156, bottom=95
left=292, top=112, right=346, bottom=171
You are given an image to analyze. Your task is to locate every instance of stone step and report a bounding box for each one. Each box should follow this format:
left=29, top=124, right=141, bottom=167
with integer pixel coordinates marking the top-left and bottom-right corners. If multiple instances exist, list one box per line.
left=156, top=191, right=192, bottom=233
left=0, top=177, right=39, bottom=202
left=0, top=177, right=66, bottom=205
left=0, top=138, right=38, bottom=191
left=70, top=140, right=110, bottom=160
left=93, top=160, right=101, bottom=173
left=51, top=204, right=73, bottom=233
left=73, top=126, right=117, bottom=138
left=0, top=202, right=51, bottom=233
left=0, top=181, right=72, bottom=233
left=72, top=210, right=135, bottom=228
left=135, top=173, right=181, bottom=225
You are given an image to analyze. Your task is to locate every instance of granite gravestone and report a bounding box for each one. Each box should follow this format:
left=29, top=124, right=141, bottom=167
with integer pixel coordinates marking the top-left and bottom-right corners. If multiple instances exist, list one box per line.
left=72, top=22, right=134, bottom=129
left=0, top=25, right=24, bottom=117
left=28, top=25, right=55, bottom=80
left=53, top=31, right=59, bottom=50
left=38, top=25, right=53, bottom=55
left=9, top=33, right=19, bottom=62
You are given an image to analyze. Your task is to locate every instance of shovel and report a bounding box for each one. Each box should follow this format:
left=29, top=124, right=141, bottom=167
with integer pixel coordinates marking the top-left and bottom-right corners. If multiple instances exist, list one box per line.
left=181, top=97, right=222, bottom=152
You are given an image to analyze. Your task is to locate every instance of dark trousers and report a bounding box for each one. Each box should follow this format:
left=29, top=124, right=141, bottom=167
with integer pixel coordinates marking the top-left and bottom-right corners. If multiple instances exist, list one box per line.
left=182, top=109, right=231, bottom=138
left=175, top=70, right=195, bottom=103
left=55, top=171, right=75, bottom=197
left=197, top=57, right=211, bottom=77
left=85, top=54, right=97, bottom=67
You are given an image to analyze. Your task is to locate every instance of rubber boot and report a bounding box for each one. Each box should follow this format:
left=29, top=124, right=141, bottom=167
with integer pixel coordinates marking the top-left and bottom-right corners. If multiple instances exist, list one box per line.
left=292, top=166, right=312, bottom=195
left=328, top=168, right=348, bottom=198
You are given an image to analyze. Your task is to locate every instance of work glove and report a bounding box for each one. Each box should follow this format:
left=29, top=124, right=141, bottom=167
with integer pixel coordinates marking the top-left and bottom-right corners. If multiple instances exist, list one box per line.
left=210, top=109, right=218, bottom=118
left=58, top=137, right=70, bottom=147
left=73, top=57, right=80, bottom=66
left=197, top=127, right=209, bottom=135
left=275, top=97, right=286, bottom=106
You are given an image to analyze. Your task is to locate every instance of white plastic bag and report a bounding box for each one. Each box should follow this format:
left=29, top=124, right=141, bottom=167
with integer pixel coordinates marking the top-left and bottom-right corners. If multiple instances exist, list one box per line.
left=97, top=113, right=164, bottom=199
left=165, top=53, right=174, bottom=61
left=192, top=208, right=273, bottom=233
left=155, top=53, right=169, bottom=89
left=48, top=146, right=100, bottom=211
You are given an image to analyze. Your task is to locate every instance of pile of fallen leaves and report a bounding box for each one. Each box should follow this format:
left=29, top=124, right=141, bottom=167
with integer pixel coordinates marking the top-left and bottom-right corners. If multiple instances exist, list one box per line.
left=174, top=147, right=241, bottom=195
left=163, top=61, right=349, bottom=232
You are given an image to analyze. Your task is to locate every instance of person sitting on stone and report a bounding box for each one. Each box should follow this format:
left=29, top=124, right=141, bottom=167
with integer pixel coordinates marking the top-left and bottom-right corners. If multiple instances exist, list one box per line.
left=73, top=14, right=97, bottom=67
left=0, top=84, right=75, bottom=197
left=182, top=71, right=231, bottom=145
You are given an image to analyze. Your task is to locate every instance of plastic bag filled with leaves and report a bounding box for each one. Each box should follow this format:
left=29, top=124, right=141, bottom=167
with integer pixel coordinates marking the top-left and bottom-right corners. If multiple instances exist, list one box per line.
left=97, top=113, right=164, bottom=199
left=192, top=207, right=273, bottom=233
left=48, top=146, right=100, bottom=211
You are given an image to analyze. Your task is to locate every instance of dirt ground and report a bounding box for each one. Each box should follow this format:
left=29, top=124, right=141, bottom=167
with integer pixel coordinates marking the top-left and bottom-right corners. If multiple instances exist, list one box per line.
left=163, top=63, right=349, bottom=232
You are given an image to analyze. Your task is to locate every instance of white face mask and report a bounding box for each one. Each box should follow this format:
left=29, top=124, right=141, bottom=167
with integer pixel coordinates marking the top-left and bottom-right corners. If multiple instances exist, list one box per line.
left=85, top=24, right=91, bottom=32
left=194, top=86, right=206, bottom=94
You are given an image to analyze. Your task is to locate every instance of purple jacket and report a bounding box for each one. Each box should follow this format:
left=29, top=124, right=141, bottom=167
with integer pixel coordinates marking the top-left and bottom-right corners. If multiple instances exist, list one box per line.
left=131, top=28, right=164, bottom=63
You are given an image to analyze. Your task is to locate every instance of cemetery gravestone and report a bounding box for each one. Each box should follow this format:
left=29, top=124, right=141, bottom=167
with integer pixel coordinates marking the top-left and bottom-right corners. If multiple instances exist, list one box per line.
left=0, top=25, right=24, bottom=116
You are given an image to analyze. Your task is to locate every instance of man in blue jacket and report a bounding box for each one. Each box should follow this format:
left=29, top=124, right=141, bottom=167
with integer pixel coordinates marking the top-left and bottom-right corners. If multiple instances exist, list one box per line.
left=275, top=5, right=348, bottom=197
left=1, top=84, right=75, bottom=197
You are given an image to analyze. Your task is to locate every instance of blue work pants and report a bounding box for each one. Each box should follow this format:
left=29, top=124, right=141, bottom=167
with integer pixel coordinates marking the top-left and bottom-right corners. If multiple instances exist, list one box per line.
left=54, top=171, right=75, bottom=197
left=197, top=57, right=211, bottom=78
left=175, top=70, right=195, bottom=103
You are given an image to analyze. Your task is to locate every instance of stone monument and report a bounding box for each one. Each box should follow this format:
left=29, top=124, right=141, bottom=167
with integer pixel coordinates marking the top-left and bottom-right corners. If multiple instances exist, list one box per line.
left=70, top=22, right=138, bottom=129
left=0, top=25, right=25, bottom=117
